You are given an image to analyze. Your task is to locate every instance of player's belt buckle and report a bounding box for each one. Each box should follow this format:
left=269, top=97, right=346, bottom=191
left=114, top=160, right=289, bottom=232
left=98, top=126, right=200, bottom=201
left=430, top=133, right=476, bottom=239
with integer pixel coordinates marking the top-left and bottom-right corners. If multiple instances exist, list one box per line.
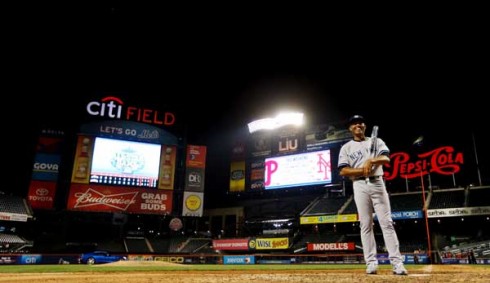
left=357, top=176, right=382, bottom=181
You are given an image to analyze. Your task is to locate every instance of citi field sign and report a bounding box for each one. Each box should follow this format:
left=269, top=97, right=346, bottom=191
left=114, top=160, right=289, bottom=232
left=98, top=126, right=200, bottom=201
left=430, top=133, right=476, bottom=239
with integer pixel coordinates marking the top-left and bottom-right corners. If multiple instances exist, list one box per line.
left=86, top=96, right=176, bottom=126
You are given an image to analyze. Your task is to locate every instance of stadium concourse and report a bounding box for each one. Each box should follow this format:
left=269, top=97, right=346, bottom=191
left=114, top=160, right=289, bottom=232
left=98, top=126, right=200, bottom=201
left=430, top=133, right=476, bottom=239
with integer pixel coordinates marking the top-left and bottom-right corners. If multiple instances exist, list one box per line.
left=0, top=195, right=33, bottom=253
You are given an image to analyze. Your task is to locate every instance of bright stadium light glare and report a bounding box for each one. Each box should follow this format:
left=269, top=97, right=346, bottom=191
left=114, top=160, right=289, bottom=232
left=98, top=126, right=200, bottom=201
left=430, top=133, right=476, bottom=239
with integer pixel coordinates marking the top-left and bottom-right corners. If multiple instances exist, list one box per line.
left=248, top=112, right=304, bottom=133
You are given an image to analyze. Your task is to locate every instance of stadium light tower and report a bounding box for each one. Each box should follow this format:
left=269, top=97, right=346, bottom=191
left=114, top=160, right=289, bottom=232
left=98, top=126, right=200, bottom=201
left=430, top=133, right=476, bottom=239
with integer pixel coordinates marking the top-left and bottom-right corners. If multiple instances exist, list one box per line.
left=247, top=112, right=304, bottom=134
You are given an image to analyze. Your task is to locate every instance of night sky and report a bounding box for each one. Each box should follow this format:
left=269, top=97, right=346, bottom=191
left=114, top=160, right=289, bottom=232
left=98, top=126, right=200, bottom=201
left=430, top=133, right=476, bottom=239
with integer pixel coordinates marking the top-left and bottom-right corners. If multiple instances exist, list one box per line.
left=5, top=4, right=488, bottom=198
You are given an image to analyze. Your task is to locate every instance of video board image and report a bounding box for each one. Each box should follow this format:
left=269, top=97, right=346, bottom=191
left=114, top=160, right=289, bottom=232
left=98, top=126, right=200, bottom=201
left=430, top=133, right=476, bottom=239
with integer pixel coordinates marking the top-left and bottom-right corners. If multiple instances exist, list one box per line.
left=89, top=137, right=162, bottom=188
left=264, top=150, right=332, bottom=190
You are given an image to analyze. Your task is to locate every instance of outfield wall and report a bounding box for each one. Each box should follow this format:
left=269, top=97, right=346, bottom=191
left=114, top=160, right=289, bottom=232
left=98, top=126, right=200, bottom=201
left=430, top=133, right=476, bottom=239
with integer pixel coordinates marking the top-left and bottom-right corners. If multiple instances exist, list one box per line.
left=3, top=252, right=482, bottom=265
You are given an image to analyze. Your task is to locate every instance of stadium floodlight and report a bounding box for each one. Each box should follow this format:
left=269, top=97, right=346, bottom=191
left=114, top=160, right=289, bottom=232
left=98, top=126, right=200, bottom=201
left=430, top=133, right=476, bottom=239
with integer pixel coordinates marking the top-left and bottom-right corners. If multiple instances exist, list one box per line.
left=247, top=112, right=304, bottom=134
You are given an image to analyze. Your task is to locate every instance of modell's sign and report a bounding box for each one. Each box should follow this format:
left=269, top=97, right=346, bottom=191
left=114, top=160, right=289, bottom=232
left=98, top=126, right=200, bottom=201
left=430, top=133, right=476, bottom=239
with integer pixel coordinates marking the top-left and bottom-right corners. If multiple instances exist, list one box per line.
left=86, top=96, right=175, bottom=126
left=385, top=146, right=463, bottom=180
left=307, top=242, right=355, bottom=252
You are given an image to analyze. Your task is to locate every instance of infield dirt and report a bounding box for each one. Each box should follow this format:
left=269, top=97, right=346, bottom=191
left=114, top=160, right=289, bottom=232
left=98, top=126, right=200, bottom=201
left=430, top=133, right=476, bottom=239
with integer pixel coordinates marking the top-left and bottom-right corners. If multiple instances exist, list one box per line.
left=0, top=264, right=488, bottom=283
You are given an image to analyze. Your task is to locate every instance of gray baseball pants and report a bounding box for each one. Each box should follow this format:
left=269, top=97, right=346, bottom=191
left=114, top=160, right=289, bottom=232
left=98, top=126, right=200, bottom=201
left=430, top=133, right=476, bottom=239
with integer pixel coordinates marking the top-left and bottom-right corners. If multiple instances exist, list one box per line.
left=353, top=178, right=403, bottom=265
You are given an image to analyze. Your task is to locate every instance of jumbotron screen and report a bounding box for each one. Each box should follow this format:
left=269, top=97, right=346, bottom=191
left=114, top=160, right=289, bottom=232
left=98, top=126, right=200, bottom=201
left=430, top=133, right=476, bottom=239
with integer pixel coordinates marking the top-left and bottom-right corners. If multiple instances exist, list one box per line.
left=264, top=150, right=332, bottom=190
left=89, top=137, right=162, bottom=188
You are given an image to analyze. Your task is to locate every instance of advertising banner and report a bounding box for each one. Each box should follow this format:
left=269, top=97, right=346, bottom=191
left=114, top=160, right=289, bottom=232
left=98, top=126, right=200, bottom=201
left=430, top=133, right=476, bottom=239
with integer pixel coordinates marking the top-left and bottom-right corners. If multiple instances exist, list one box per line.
left=184, top=167, right=205, bottom=192
left=212, top=238, right=250, bottom=251
left=158, top=145, right=177, bottom=190
left=27, top=180, right=56, bottom=209
left=231, top=140, right=246, bottom=161
left=66, top=184, right=173, bottom=214
left=71, top=135, right=94, bottom=184
left=35, top=136, right=64, bottom=154
left=223, top=255, right=255, bottom=264
left=28, top=131, right=64, bottom=209
left=31, top=153, right=61, bottom=181
left=252, top=237, right=289, bottom=250
left=307, top=242, right=355, bottom=252
left=387, top=210, right=423, bottom=220
left=384, top=146, right=464, bottom=181
left=0, top=212, right=28, bottom=222
left=229, top=161, right=245, bottom=192
left=271, top=128, right=303, bottom=156
left=84, top=97, right=176, bottom=129
left=249, top=160, right=265, bottom=191
left=183, top=145, right=206, bottom=216
left=186, top=145, right=206, bottom=168
left=249, top=132, right=271, bottom=157
left=305, top=125, right=351, bottom=151
left=182, top=191, right=204, bottom=217
left=300, top=214, right=358, bottom=224
left=427, top=206, right=490, bottom=218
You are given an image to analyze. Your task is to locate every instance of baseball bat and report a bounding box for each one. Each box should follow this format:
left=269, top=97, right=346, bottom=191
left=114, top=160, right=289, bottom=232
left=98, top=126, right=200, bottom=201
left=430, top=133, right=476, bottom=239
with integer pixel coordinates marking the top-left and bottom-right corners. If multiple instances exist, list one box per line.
left=366, top=125, right=379, bottom=183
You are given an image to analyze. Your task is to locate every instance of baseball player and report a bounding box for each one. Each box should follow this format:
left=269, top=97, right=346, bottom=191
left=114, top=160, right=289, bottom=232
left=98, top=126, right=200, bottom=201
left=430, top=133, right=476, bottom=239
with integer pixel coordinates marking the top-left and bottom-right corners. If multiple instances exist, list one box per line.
left=338, top=115, right=408, bottom=275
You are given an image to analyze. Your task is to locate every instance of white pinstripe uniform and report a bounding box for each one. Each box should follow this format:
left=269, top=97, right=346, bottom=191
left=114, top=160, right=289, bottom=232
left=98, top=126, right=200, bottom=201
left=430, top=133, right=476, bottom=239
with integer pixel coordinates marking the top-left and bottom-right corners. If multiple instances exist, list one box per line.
left=338, top=136, right=404, bottom=266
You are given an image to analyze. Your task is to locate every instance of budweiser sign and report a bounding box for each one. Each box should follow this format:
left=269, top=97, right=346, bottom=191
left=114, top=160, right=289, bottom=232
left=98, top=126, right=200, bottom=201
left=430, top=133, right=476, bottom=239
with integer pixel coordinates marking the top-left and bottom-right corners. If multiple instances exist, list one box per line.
left=73, top=188, right=138, bottom=210
left=67, top=184, right=173, bottom=214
